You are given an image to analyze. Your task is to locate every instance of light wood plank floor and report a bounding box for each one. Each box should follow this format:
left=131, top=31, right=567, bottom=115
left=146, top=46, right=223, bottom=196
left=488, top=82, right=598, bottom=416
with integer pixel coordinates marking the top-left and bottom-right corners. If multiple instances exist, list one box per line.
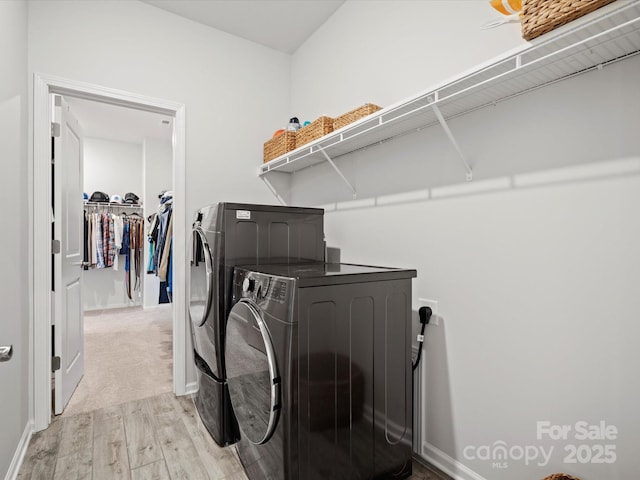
left=18, top=392, right=450, bottom=480
left=23, top=303, right=449, bottom=479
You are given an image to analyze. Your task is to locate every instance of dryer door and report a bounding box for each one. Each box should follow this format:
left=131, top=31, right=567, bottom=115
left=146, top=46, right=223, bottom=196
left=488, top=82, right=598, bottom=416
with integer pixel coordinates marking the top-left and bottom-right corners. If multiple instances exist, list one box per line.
left=225, top=299, right=280, bottom=445
left=189, top=227, right=214, bottom=327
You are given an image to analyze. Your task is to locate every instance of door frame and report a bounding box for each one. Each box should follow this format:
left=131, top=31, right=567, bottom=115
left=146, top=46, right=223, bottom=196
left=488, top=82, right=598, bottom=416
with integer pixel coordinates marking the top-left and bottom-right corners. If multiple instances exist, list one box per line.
left=32, top=73, right=188, bottom=431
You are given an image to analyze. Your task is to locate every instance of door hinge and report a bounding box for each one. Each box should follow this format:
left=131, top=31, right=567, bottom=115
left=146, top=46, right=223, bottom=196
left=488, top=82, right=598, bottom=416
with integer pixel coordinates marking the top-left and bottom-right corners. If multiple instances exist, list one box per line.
left=52, top=239, right=61, bottom=254
left=51, top=356, right=61, bottom=372
left=51, top=122, right=60, bottom=138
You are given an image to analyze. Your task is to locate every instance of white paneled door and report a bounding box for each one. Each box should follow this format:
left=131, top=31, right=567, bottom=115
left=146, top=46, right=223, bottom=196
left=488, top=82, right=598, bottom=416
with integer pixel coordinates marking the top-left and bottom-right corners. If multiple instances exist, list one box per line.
left=52, top=94, right=84, bottom=415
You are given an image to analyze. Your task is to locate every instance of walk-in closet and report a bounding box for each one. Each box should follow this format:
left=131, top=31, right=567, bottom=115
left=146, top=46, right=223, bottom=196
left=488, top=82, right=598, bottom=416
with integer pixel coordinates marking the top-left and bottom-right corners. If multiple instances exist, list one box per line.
left=81, top=132, right=173, bottom=311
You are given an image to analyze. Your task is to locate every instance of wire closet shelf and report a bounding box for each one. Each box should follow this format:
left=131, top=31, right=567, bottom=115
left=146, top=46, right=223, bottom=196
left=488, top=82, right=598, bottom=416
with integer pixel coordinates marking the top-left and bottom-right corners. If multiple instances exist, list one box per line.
left=258, top=1, right=640, bottom=181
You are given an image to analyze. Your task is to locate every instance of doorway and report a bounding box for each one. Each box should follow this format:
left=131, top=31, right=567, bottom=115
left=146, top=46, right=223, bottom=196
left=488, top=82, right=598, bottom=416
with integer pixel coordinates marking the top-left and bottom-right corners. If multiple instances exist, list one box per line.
left=32, top=74, right=188, bottom=432
left=57, top=95, right=173, bottom=416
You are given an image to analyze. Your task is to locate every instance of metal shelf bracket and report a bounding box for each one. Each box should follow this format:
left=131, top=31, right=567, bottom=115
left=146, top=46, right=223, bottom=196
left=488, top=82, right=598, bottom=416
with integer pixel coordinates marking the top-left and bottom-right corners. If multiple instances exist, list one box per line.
left=317, top=146, right=357, bottom=198
left=260, top=176, right=287, bottom=205
left=431, top=101, right=473, bottom=181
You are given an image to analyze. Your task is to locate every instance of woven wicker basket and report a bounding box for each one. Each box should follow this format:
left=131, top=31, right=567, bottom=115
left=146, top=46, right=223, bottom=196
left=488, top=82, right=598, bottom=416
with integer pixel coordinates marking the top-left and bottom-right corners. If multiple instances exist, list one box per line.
left=541, top=474, right=581, bottom=480
left=296, top=116, right=334, bottom=148
left=521, top=0, right=615, bottom=40
left=263, top=131, right=296, bottom=163
left=333, top=103, right=382, bottom=131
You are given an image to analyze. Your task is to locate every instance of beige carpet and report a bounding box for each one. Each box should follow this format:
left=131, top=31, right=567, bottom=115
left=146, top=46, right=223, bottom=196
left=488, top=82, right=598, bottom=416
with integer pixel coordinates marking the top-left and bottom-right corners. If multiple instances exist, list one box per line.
left=61, top=305, right=173, bottom=417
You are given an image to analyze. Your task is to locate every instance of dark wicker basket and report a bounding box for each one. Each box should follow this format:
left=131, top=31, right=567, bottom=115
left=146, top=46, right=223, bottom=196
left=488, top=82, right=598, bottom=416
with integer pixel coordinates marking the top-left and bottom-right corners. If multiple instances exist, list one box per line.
left=521, top=0, right=616, bottom=40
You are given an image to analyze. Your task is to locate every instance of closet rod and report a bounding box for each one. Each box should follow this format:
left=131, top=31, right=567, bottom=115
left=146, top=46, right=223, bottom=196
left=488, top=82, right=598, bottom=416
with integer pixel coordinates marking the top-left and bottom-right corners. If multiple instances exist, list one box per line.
left=83, top=202, right=142, bottom=209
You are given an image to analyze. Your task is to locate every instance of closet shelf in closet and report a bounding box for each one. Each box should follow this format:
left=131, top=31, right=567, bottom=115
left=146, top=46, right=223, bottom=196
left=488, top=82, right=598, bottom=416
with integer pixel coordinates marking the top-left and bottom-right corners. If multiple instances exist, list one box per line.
left=258, top=0, right=640, bottom=183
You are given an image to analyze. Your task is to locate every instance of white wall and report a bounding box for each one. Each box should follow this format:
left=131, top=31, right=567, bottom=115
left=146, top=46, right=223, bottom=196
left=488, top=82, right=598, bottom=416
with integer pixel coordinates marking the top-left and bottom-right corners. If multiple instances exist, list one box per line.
left=28, top=0, right=289, bottom=216
left=83, top=137, right=144, bottom=310
left=84, top=137, right=144, bottom=200
left=0, top=1, right=30, bottom=478
left=291, top=0, right=524, bottom=123
left=28, top=0, right=290, bottom=394
left=290, top=2, right=640, bottom=480
left=142, top=137, right=173, bottom=308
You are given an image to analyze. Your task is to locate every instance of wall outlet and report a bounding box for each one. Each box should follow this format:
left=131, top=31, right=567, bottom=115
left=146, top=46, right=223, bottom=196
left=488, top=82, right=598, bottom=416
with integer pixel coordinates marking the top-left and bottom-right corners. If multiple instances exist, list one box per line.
left=418, top=297, right=439, bottom=326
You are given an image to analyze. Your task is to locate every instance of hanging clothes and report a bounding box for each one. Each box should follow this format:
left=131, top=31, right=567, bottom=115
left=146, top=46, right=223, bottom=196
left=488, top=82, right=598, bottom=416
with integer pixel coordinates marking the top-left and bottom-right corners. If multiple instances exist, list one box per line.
left=113, top=213, right=124, bottom=271
left=96, top=213, right=105, bottom=269
left=83, top=212, right=89, bottom=270
left=166, top=238, right=173, bottom=302
left=101, top=211, right=116, bottom=268
left=123, top=220, right=132, bottom=300
left=158, top=212, right=173, bottom=282
left=121, top=213, right=145, bottom=300
left=131, top=215, right=144, bottom=291
left=82, top=204, right=143, bottom=274
left=153, top=205, right=172, bottom=274
left=90, top=212, right=98, bottom=266
left=148, top=191, right=174, bottom=303
left=146, top=239, right=155, bottom=274
left=81, top=203, right=145, bottom=304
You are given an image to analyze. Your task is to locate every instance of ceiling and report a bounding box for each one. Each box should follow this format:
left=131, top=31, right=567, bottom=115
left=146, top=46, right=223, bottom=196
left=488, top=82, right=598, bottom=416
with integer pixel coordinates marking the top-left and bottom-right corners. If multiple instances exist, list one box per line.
left=65, top=97, right=173, bottom=144
left=141, top=0, right=345, bottom=54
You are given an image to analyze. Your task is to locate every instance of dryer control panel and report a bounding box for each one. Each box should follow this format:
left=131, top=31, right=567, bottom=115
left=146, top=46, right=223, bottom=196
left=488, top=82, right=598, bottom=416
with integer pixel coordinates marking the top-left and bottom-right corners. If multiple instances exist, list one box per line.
left=242, top=275, right=287, bottom=303
left=232, top=268, right=295, bottom=322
